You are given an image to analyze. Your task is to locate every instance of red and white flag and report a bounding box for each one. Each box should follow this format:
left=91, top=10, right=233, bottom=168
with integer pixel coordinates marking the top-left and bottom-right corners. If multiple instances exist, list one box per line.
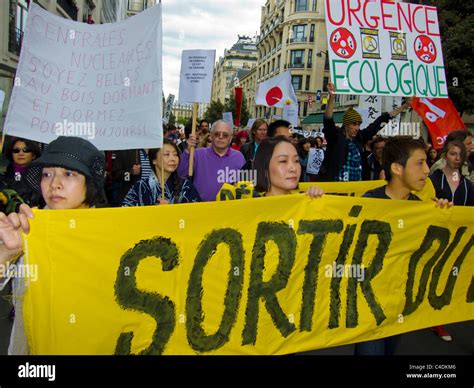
left=255, top=71, right=298, bottom=108
left=411, top=97, right=466, bottom=149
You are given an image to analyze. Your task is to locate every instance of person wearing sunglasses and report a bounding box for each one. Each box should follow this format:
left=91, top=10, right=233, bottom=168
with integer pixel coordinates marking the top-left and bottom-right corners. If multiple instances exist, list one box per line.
left=1, top=138, right=43, bottom=207
left=178, top=120, right=246, bottom=201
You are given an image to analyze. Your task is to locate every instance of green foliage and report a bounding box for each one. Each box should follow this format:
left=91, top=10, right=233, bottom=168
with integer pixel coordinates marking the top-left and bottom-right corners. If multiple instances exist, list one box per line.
left=176, top=117, right=188, bottom=126
left=427, top=0, right=474, bottom=113
left=203, top=100, right=225, bottom=124
left=224, top=92, right=250, bottom=127
left=168, top=112, right=176, bottom=126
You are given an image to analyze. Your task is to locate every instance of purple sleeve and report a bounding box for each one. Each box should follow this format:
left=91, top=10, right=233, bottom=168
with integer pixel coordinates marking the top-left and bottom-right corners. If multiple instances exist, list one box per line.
left=178, top=150, right=191, bottom=178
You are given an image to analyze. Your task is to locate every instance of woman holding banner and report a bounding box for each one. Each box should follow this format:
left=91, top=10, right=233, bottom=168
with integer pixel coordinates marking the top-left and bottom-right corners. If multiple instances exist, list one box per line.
left=428, top=139, right=474, bottom=341
left=122, top=139, right=200, bottom=206
left=429, top=140, right=474, bottom=207
left=0, top=136, right=108, bottom=354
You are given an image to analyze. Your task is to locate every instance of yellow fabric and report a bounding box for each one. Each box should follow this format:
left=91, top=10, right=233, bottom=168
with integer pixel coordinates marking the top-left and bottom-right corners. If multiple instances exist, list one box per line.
left=23, top=194, right=473, bottom=355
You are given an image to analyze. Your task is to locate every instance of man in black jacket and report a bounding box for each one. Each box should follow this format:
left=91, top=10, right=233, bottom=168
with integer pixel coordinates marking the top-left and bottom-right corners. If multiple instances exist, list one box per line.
left=320, top=83, right=410, bottom=181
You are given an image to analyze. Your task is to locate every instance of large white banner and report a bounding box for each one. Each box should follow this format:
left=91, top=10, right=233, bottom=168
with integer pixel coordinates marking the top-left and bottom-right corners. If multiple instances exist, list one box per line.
left=5, top=3, right=163, bottom=150
left=324, top=0, right=448, bottom=98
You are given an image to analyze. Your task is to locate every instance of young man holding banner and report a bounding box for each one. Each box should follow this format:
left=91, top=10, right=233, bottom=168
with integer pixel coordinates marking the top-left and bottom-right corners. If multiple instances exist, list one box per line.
left=356, top=136, right=452, bottom=355
left=320, top=83, right=410, bottom=182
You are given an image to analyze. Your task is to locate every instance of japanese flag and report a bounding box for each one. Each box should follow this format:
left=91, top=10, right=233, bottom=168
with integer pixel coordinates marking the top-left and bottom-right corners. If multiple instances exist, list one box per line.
left=255, top=71, right=298, bottom=108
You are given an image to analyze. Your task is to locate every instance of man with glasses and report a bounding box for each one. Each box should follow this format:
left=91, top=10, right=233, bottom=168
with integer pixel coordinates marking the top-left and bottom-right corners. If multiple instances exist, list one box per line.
left=178, top=120, right=245, bottom=201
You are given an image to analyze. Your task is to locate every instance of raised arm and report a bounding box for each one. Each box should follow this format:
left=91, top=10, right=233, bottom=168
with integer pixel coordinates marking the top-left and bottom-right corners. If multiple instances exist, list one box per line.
left=324, top=82, right=336, bottom=119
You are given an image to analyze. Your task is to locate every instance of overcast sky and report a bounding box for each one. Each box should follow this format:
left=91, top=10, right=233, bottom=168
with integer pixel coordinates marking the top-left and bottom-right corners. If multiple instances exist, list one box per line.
left=161, top=0, right=266, bottom=100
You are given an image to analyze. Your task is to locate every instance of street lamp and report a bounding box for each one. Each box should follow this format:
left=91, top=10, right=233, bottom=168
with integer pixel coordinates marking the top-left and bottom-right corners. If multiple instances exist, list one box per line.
left=316, top=50, right=330, bottom=72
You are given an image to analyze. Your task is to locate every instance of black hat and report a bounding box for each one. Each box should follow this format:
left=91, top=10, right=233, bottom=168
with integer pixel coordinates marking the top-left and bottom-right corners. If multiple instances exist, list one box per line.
left=25, top=136, right=105, bottom=192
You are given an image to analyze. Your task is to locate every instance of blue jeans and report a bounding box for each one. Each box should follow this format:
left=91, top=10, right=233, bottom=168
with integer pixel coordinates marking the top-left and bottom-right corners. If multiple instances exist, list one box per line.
left=355, top=335, right=399, bottom=355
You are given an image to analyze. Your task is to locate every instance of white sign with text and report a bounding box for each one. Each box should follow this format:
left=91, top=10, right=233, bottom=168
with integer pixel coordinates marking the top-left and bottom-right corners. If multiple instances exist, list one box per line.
left=324, top=0, right=447, bottom=97
left=178, top=50, right=215, bottom=103
left=5, top=3, right=163, bottom=150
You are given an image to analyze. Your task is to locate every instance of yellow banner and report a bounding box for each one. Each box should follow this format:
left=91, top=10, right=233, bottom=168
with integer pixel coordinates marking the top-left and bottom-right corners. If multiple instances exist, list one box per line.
left=218, top=180, right=436, bottom=202
left=23, top=194, right=473, bottom=355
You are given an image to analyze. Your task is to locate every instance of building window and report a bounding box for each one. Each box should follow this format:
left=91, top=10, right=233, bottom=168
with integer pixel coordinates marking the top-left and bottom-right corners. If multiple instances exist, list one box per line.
left=128, top=0, right=146, bottom=12
left=310, top=24, right=315, bottom=43
left=323, top=76, right=329, bottom=92
left=325, top=53, right=330, bottom=70
left=292, top=75, right=303, bottom=91
left=290, top=50, right=305, bottom=68
left=295, top=0, right=308, bottom=12
left=9, top=0, right=28, bottom=55
left=305, top=75, right=311, bottom=91
left=348, top=94, right=358, bottom=102
left=16, top=0, right=28, bottom=32
left=308, top=49, right=313, bottom=68
left=58, top=0, right=79, bottom=19
left=312, top=0, right=317, bottom=12
left=303, top=102, right=308, bottom=117
left=291, top=25, right=306, bottom=43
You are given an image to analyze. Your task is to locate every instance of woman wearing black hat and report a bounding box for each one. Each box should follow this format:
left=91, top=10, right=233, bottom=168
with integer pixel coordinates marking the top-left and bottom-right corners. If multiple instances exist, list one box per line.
left=0, top=136, right=107, bottom=354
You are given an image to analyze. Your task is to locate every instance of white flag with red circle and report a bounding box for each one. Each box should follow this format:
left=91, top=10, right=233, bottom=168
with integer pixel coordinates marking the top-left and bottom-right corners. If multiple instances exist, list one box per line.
left=255, top=71, right=298, bottom=108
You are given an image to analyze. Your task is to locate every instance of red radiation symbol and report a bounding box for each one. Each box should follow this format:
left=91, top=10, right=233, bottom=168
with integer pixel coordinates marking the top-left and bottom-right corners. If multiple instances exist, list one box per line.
left=330, top=28, right=357, bottom=59
left=414, top=35, right=437, bottom=63
left=265, top=86, right=283, bottom=106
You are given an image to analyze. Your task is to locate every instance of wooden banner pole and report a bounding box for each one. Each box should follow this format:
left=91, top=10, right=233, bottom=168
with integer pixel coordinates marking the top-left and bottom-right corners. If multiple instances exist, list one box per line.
left=188, top=102, right=199, bottom=177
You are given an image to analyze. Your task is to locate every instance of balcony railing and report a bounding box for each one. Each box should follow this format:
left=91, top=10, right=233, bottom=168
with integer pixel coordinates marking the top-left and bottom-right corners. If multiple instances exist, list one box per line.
left=8, top=26, right=23, bottom=56
left=58, top=0, right=78, bottom=20
left=288, top=62, right=305, bottom=69
left=288, top=37, right=308, bottom=44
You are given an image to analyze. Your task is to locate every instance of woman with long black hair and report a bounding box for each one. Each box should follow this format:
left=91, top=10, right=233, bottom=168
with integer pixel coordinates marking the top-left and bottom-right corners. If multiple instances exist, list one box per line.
left=122, top=139, right=200, bottom=206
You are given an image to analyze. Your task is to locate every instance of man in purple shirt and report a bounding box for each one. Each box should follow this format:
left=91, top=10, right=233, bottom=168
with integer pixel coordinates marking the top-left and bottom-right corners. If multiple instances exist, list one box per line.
left=178, top=120, right=246, bottom=201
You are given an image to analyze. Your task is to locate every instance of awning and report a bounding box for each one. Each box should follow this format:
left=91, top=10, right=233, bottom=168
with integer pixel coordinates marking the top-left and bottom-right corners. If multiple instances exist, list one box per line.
left=302, top=111, right=344, bottom=125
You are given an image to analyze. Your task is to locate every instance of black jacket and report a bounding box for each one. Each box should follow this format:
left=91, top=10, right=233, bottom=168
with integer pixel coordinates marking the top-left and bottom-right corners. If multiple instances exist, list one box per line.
left=320, top=112, right=391, bottom=181
left=429, top=169, right=474, bottom=206
left=112, top=150, right=142, bottom=201
left=0, top=164, right=43, bottom=207
left=240, top=141, right=258, bottom=170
